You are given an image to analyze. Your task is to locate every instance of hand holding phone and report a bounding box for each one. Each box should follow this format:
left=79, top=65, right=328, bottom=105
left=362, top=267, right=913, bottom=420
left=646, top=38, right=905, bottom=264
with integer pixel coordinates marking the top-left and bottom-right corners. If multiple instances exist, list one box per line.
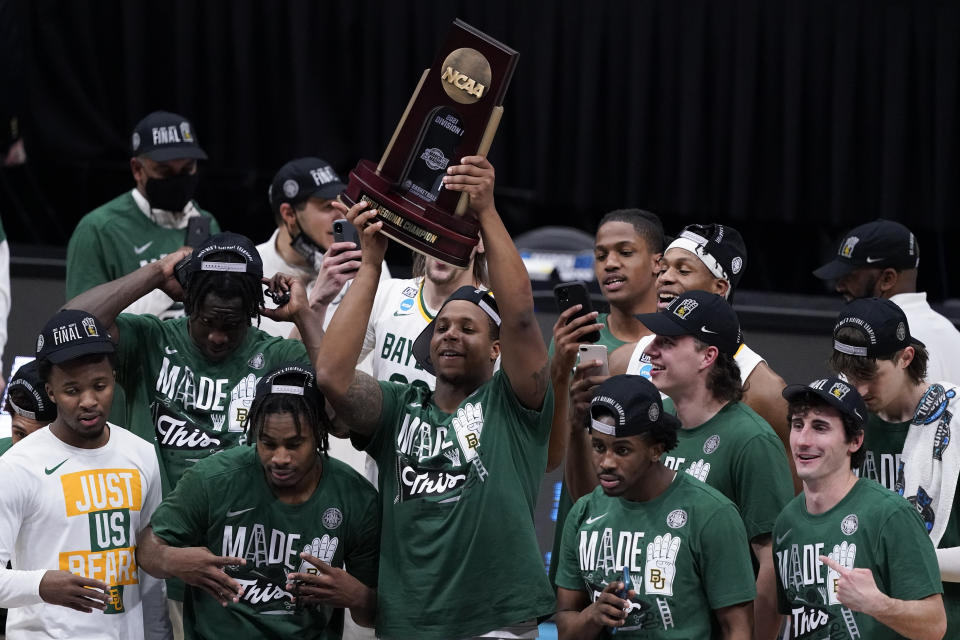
left=333, top=218, right=360, bottom=247
left=554, top=281, right=600, bottom=343
left=577, top=344, right=609, bottom=376
left=185, top=216, right=211, bottom=248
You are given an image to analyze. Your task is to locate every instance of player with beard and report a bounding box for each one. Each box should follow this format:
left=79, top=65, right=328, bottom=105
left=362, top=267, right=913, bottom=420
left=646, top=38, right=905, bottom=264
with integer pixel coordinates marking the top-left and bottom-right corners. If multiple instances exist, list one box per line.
left=774, top=376, right=945, bottom=640
left=138, top=363, right=379, bottom=640
left=605, top=222, right=798, bottom=492
left=358, top=249, right=488, bottom=391
left=555, top=375, right=755, bottom=639
left=0, top=310, right=168, bottom=639
left=546, top=209, right=664, bottom=587
left=271, top=156, right=556, bottom=639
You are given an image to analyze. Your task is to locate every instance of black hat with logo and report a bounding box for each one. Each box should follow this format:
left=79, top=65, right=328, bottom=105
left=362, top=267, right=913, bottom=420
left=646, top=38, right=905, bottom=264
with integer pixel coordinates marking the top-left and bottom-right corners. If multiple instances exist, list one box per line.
left=667, top=223, right=748, bottom=292
left=832, top=297, right=923, bottom=358
left=814, top=220, right=919, bottom=281
left=36, top=309, right=115, bottom=365
left=412, top=286, right=500, bottom=375
left=130, top=111, right=208, bottom=162
left=590, top=374, right=681, bottom=437
left=782, top=376, right=867, bottom=430
left=635, top=290, right=742, bottom=355
left=6, top=360, right=57, bottom=422
left=268, top=158, right=346, bottom=213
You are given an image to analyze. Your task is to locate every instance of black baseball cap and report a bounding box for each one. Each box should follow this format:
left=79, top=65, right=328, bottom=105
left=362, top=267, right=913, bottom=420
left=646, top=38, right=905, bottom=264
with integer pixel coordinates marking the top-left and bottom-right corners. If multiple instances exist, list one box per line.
left=130, top=111, right=208, bottom=162
left=635, top=290, right=742, bottom=355
left=268, top=157, right=346, bottom=213
left=36, top=309, right=115, bottom=365
left=6, top=360, right=57, bottom=422
left=182, top=232, right=264, bottom=283
left=590, top=374, right=681, bottom=437
left=832, top=297, right=923, bottom=358
left=667, top=223, right=748, bottom=292
left=253, top=363, right=323, bottom=409
left=814, top=220, right=919, bottom=280
left=783, top=376, right=867, bottom=429
left=412, top=286, right=500, bottom=375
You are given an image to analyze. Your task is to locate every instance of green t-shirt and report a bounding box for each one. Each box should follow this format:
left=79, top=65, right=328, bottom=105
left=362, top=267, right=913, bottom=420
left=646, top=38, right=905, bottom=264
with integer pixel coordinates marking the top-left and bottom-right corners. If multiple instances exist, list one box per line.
left=365, top=369, right=555, bottom=639
left=661, top=401, right=793, bottom=540
left=858, top=413, right=909, bottom=491
left=548, top=317, right=630, bottom=586
left=65, top=191, right=220, bottom=299
left=0, top=436, right=11, bottom=456
left=113, top=313, right=309, bottom=494
left=150, top=446, right=379, bottom=640
left=773, top=478, right=943, bottom=639
left=556, top=474, right=756, bottom=637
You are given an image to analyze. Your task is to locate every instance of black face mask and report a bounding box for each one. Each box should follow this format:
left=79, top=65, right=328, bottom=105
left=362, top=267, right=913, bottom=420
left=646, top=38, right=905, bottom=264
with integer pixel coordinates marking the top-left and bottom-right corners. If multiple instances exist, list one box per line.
left=290, top=230, right=325, bottom=272
left=144, top=172, right=199, bottom=212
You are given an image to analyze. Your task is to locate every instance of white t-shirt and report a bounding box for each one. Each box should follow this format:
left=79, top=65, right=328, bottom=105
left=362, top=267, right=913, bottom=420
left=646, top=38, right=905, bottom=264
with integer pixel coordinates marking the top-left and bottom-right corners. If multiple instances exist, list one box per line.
left=256, top=229, right=391, bottom=339
left=626, top=335, right=765, bottom=385
left=360, top=277, right=438, bottom=389
left=0, top=425, right=164, bottom=639
left=890, top=292, right=960, bottom=386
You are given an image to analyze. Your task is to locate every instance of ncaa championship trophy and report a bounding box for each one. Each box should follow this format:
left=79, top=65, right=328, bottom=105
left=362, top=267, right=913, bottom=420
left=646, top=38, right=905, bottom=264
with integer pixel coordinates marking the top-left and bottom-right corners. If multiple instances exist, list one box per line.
left=340, top=20, right=518, bottom=267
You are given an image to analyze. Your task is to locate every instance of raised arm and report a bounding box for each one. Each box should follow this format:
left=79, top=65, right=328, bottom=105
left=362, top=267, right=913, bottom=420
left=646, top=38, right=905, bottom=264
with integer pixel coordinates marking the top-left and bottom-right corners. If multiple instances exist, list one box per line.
left=305, top=203, right=389, bottom=436
left=443, top=156, right=547, bottom=409
left=63, top=247, right=192, bottom=343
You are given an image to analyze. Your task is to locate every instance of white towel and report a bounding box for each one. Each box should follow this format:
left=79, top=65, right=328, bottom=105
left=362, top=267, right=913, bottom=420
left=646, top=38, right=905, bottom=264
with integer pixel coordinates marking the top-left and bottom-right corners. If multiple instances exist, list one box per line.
left=897, top=381, right=960, bottom=546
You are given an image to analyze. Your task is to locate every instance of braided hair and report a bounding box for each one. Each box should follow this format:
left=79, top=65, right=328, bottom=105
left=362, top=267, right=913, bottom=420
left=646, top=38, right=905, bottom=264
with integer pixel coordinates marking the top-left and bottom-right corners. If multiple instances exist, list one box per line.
left=243, top=369, right=331, bottom=456
left=184, top=250, right=262, bottom=325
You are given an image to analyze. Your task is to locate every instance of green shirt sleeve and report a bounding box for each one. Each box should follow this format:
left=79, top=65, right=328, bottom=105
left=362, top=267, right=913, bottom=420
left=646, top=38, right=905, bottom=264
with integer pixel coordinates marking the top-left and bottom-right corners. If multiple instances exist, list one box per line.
left=65, top=217, right=111, bottom=298
left=366, top=380, right=407, bottom=461
left=113, top=313, right=158, bottom=387
left=149, top=463, right=209, bottom=547
left=554, top=496, right=588, bottom=591
left=733, top=433, right=793, bottom=540
left=698, top=503, right=757, bottom=609
left=344, top=482, right=381, bottom=588
left=877, top=502, right=944, bottom=601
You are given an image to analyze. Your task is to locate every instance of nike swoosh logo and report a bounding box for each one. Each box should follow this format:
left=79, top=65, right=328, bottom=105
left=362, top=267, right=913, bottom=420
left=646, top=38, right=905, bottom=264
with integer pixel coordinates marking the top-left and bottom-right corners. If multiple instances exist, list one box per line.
left=865, top=256, right=884, bottom=263
left=701, top=326, right=718, bottom=334
left=45, top=458, right=69, bottom=475
left=133, top=241, right=154, bottom=255
left=226, top=507, right=255, bottom=518
left=408, top=402, right=422, bottom=408
left=585, top=513, right=607, bottom=525
left=393, top=311, right=413, bottom=316
left=775, top=528, right=792, bottom=545
left=164, top=346, right=178, bottom=354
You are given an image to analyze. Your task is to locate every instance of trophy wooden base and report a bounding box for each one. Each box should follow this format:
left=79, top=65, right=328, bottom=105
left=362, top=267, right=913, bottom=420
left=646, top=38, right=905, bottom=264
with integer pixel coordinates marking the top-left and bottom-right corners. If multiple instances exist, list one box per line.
left=341, top=160, right=480, bottom=268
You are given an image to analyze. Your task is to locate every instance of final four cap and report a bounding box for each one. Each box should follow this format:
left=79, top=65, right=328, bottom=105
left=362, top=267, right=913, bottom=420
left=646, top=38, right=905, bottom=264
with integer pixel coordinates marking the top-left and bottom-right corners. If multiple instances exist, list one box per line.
left=590, top=375, right=680, bottom=437
left=253, top=363, right=323, bottom=408
left=36, top=309, right=115, bottom=364
left=813, top=220, right=919, bottom=280
left=635, top=290, right=742, bottom=355
left=130, top=111, right=208, bottom=162
left=782, top=376, right=867, bottom=429
left=268, top=157, right=346, bottom=213
left=667, top=223, right=748, bottom=291
left=6, top=360, right=57, bottom=422
left=832, top=297, right=923, bottom=358
left=185, top=232, right=264, bottom=281
left=412, top=286, right=500, bottom=376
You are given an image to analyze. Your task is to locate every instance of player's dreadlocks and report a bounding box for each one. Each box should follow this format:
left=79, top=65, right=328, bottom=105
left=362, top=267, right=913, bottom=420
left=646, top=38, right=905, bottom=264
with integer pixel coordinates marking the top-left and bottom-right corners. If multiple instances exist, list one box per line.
left=243, top=369, right=332, bottom=456
left=184, top=250, right=263, bottom=325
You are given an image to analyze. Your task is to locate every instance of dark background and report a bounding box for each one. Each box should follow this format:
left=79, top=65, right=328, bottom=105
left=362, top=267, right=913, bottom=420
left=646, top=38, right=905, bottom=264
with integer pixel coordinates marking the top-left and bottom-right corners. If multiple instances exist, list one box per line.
left=3, top=0, right=960, bottom=297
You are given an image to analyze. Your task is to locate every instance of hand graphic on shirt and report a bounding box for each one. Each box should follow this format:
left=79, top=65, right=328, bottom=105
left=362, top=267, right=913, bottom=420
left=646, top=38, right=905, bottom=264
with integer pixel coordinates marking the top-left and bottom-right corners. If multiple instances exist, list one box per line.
left=228, top=373, right=258, bottom=432
left=685, top=459, right=711, bottom=482
left=645, top=534, right=681, bottom=597
left=452, top=402, right=484, bottom=462
left=825, top=541, right=857, bottom=605
left=298, top=535, right=339, bottom=574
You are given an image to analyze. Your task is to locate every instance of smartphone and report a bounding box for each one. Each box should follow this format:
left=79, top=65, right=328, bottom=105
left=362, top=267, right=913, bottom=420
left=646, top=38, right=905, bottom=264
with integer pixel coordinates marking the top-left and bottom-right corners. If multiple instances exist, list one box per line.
left=577, top=344, right=609, bottom=376
left=333, top=218, right=361, bottom=247
left=554, top=281, right=600, bottom=343
left=185, top=216, right=211, bottom=248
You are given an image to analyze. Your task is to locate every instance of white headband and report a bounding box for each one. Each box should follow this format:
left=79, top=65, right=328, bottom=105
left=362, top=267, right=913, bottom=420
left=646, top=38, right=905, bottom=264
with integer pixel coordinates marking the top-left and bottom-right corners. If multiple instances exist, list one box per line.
left=270, top=384, right=305, bottom=396
left=589, top=418, right=617, bottom=436
left=668, top=234, right=730, bottom=285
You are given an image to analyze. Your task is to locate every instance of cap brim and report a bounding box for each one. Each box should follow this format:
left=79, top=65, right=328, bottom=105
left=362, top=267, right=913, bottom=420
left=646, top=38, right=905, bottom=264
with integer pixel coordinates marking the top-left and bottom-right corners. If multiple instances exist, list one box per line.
left=140, top=145, right=208, bottom=162
left=781, top=383, right=864, bottom=426
left=307, top=182, right=347, bottom=201
left=412, top=322, right=436, bottom=376
left=634, top=311, right=690, bottom=337
left=813, top=259, right=856, bottom=280
left=43, top=341, right=115, bottom=364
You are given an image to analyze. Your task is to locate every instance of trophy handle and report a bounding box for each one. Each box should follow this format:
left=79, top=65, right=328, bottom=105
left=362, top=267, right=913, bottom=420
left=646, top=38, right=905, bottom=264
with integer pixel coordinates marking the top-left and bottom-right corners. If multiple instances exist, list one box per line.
left=378, top=68, right=432, bottom=174
left=455, top=105, right=504, bottom=216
